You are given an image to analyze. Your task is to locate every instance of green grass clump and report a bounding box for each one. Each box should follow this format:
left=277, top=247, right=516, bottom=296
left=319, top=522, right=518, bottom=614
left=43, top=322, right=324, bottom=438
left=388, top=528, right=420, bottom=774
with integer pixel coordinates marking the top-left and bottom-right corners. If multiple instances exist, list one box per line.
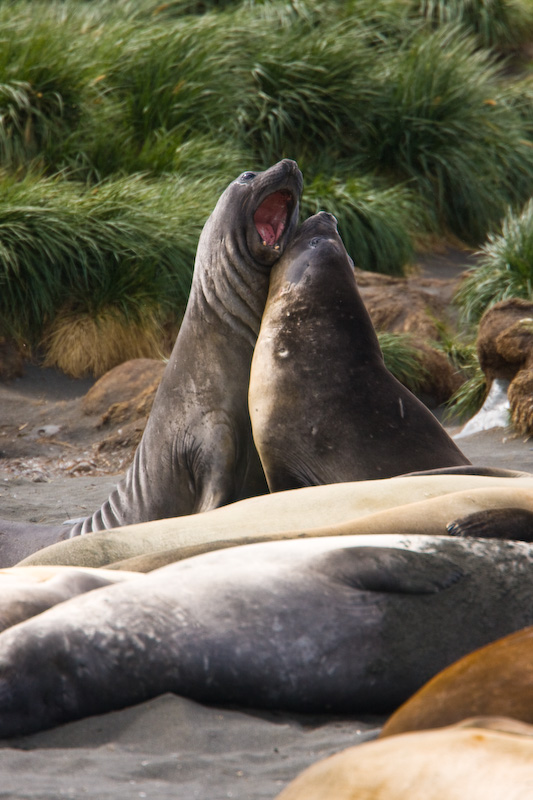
left=301, top=174, right=419, bottom=275
left=415, top=0, right=533, bottom=53
left=378, top=331, right=431, bottom=394
left=363, top=25, right=533, bottom=243
left=234, top=12, right=382, bottom=165
left=0, top=172, right=220, bottom=341
left=444, top=350, right=487, bottom=421
left=0, top=8, right=103, bottom=172
left=455, top=199, right=533, bottom=325
left=105, top=14, right=244, bottom=146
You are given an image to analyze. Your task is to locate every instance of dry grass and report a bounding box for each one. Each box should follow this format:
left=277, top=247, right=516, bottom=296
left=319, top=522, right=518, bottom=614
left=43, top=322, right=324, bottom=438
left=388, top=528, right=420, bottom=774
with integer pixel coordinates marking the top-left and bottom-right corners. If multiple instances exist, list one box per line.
left=41, top=306, right=164, bottom=378
left=509, top=369, right=533, bottom=436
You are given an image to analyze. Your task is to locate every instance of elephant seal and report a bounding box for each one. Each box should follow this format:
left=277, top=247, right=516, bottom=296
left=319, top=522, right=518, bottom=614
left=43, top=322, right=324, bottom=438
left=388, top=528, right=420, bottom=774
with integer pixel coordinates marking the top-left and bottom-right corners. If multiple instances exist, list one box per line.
left=0, top=160, right=303, bottom=566
left=380, top=625, right=533, bottom=737
left=276, top=718, right=533, bottom=800
left=248, top=212, right=470, bottom=491
left=17, top=474, right=533, bottom=569
left=2, top=533, right=533, bottom=737
left=106, top=482, right=533, bottom=572
left=0, top=566, right=140, bottom=632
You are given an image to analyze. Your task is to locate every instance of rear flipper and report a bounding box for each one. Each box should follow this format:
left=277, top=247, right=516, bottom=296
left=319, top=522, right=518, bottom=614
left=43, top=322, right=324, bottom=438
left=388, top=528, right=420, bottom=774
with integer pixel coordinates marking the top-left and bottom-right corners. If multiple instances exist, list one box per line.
left=447, top=507, right=533, bottom=542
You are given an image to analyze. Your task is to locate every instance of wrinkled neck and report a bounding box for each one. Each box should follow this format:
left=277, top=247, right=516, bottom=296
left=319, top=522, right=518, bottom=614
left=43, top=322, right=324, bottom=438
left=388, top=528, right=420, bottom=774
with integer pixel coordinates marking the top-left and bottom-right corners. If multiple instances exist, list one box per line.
left=189, top=229, right=270, bottom=348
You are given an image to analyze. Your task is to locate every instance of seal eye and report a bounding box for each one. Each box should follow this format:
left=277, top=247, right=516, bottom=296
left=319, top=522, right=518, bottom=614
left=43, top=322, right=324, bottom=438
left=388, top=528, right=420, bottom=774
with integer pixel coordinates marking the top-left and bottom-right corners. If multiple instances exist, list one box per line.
left=309, top=237, right=323, bottom=248
left=238, top=171, right=257, bottom=183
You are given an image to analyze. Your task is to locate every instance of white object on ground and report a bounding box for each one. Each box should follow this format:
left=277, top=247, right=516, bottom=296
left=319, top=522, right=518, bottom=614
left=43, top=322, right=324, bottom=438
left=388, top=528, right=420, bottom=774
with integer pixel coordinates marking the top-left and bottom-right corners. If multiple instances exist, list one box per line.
left=454, top=378, right=511, bottom=439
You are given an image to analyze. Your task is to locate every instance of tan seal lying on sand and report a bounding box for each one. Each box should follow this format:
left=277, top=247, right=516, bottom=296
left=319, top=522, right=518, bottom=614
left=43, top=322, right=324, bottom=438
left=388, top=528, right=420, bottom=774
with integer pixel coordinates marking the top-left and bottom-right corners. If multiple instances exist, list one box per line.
left=16, top=474, right=533, bottom=569
left=276, top=718, right=533, bottom=800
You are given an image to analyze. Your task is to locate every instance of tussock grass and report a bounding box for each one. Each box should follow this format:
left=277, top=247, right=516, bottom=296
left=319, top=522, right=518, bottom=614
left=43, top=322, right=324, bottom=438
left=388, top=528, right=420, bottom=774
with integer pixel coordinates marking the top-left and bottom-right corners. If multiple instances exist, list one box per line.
left=105, top=14, right=243, bottom=145
left=455, top=200, right=533, bottom=325
left=445, top=363, right=487, bottom=421
left=416, top=0, right=533, bottom=52
left=301, top=174, right=418, bottom=275
left=236, top=19, right=379, bottom=165
left=0, top=7, right=103, bottom=171
left=42, top=305, right=164, bottom=378
left=443, top=342, right=486, bottom=420
left=378, top=331, right=431, bottom=393
left=0, top=172, right=219, bottom=341
left=364, top=25, right=533, bottom=243
left=1, top=0, right=532, bottom=372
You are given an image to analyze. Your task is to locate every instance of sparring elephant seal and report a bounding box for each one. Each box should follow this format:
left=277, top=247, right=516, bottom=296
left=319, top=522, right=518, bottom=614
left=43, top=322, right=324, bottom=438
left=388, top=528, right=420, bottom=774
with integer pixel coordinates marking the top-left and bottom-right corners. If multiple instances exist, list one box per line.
left=249, top=212, right=470, bottom=490
left=2, top=533, right=533, bottom=737
left=276, top=718, right=533, bottom=800
left=0, top=160, right=303, bottom=565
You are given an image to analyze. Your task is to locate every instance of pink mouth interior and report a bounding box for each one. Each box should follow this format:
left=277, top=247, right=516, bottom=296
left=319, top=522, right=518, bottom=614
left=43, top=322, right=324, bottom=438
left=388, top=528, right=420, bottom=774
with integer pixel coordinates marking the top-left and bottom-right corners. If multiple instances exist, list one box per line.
left=254, top=191, right=291, bottom=246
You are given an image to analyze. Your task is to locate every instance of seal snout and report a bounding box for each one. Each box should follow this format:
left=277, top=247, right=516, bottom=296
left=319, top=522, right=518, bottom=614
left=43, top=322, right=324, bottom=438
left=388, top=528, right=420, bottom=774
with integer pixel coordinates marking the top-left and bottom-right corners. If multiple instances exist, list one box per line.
left=254, top=190, right=293, bottom=247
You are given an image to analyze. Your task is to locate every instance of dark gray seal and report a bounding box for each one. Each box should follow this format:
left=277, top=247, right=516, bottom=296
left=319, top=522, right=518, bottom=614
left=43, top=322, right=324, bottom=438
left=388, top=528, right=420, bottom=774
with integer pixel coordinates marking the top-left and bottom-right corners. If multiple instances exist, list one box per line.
left=0, top=160, right=303, bottom=564
left=248, top=212, right=470, bottom=491
left=1, top=533, right=533, bottom=737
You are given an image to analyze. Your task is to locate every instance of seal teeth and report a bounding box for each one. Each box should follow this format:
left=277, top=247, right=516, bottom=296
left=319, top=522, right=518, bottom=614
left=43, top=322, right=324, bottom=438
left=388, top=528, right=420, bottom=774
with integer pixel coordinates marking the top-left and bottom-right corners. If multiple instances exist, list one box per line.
left=254, top=190, right=291, bottom=247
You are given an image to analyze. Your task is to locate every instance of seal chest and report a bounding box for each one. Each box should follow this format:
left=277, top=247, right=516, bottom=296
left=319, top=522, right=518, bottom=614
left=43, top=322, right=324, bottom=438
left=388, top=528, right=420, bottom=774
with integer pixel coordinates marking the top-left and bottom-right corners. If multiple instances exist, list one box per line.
left=249, top=211, right=470, bottom=491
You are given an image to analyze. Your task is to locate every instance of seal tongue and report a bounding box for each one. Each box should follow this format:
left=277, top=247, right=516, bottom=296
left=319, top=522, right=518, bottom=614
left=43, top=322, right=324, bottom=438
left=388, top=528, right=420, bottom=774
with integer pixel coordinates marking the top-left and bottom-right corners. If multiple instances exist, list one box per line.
left=254, top=191, right=291, bottom=246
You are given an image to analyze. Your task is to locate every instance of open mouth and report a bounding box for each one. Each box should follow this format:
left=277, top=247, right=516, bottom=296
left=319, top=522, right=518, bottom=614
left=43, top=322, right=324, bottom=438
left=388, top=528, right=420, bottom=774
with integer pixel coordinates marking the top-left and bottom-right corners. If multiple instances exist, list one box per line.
left=254, top=190, right=293, bottom=247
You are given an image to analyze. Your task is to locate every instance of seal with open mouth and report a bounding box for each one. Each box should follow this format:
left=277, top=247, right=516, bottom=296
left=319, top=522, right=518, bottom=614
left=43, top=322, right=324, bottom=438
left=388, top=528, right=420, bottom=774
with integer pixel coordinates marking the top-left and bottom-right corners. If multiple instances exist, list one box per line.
left=0, top=160, right=302, bottom=562
left=69, top=160, right=303, bottom=534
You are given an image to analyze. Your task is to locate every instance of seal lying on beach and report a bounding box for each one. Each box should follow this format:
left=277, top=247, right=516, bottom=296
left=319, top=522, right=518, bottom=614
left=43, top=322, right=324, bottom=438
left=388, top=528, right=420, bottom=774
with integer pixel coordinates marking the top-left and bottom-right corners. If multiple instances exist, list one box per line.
left=380, top=625, right=533, bottom=737
left=0, top=566, right=140, bottom=632
left=248, top=212, right=470, bottom=491
left=0, top=160, right=303, bottom=565
left=2, top=533, right=533, bottom=737
left=276, top=718, right=533, bottom=800
left=18, top=474, right=533, bottom=569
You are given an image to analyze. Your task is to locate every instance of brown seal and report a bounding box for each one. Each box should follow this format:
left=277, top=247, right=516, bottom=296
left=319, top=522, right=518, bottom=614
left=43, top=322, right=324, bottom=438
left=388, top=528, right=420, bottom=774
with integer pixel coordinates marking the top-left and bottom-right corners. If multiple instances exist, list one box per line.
left=380, top=624, right=533, bottom=737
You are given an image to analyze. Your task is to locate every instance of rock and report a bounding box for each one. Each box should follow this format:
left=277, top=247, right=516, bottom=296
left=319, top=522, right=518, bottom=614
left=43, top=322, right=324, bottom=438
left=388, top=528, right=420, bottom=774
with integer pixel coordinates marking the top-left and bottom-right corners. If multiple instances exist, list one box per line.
left=477, top=298, right=533, bottom=385
left=509, top=369, right=533, bottom=435
left=411, top=338, right=464, bottom=407
left=81, top=359, right=165, bottom=417
left=356, top=269, right=459, bottom=342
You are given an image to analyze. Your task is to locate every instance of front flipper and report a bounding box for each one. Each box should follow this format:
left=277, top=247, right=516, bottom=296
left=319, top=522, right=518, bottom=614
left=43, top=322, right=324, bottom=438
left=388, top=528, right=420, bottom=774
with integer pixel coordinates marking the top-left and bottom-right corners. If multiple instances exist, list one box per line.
left=315, top=546, right=464, bottom=595
left=447, top=507, right=533, bottom=542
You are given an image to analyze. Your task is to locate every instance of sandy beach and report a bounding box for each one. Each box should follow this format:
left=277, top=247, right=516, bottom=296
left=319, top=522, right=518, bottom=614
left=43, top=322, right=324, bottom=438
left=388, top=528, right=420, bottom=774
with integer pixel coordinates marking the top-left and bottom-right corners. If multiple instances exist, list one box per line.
left=0, top=381, right=531, bottom=798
